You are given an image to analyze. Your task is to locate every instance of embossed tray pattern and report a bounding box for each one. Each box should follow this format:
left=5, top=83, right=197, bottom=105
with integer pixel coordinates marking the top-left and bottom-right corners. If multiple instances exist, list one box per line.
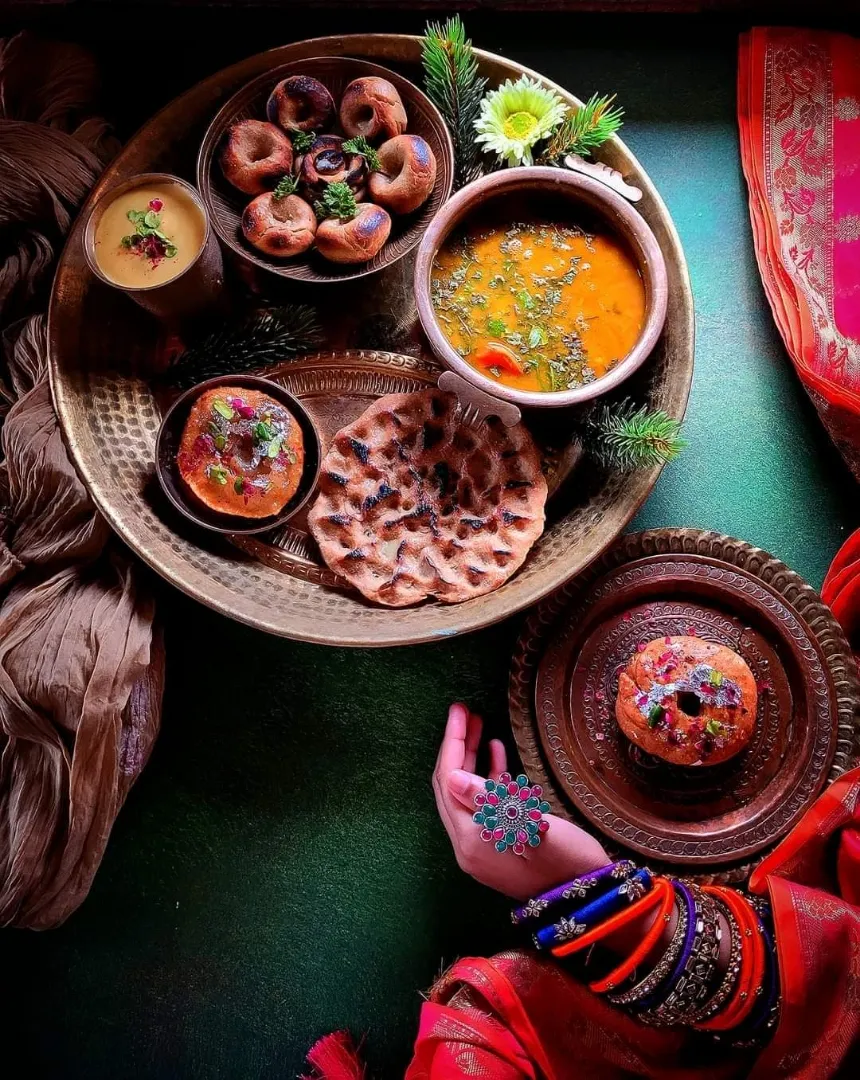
left=509, top=529, right=860, bottom=881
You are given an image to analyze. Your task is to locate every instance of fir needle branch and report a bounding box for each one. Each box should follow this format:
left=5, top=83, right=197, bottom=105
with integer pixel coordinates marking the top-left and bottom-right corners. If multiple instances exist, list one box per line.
left=583, top=400, right=686, bottom=471
left=540, top=93, right=624, bottom=163
left=165, top=306, right=323, bottom=390
left=421, top=15, right=487, bottom=189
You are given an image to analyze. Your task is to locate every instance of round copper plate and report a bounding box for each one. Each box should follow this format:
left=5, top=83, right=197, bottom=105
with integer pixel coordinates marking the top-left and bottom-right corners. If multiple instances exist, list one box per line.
left=48, top=36, right=694, bottom=646
left=197, top=56, right=454, bottom=284
left=510, top=529, right=860, bottom=879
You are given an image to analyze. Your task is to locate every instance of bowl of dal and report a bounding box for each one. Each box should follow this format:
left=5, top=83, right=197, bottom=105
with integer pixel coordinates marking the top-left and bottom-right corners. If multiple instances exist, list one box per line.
left=414, top=167, right=668, bottom=409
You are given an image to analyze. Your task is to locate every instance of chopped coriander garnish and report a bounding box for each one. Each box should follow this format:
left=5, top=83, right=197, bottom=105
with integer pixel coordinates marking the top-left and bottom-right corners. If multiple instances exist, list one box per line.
left=291, top=130, right=316, bottom=153
left=273, top=174, right=299, bottom=199
left=486, top=317, right=507, bottom=336
left=314, top=181, right=357, bottom=222
left=528, top=325, right=548, bottom=349
left=342, top=135, right=382, bottom=172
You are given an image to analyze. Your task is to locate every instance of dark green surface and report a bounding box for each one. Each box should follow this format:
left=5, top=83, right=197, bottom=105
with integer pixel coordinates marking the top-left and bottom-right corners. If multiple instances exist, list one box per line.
left=3, top=9, right=860, bottom=1080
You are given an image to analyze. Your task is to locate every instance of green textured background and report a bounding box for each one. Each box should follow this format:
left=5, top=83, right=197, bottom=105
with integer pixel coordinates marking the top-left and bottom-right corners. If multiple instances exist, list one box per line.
left=3, top=7, right=860, bottom=1079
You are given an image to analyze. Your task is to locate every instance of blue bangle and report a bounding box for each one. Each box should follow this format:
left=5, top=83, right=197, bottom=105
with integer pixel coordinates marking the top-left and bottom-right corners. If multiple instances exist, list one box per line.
left=533, top=867, right=653, bottom=950
left=511, top=860, right=637, bottom=926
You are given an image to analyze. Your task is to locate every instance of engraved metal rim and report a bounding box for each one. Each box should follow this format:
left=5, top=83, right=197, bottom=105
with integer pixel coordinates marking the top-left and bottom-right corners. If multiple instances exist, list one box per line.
left=535, top=557, right=835, bottom=859
left=47, top=36, right=694, bottom=646
left=509, top=529, right=860, bottom=881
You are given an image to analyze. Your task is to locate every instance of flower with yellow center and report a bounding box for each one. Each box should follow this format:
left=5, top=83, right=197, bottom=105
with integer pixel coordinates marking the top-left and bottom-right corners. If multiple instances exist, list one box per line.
left=474, top=76, right=567, bottom=167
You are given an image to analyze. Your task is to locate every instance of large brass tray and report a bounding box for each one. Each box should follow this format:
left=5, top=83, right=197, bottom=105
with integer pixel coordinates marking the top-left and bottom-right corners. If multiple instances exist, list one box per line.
left=48, top=35, right=694, bottom=646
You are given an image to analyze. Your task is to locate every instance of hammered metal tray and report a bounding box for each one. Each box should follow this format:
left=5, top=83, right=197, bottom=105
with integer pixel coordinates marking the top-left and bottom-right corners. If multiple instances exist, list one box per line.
left=48, top=35, right=695, bottom=646
left=509, top=529, right=860, bottom=881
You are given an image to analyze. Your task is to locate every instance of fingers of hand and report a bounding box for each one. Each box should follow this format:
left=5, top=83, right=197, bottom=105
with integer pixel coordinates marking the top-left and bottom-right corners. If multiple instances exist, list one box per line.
left=488, top=738, right=507, bottom=776
left=434, top=703, right=469, bottom=782
left=463, top=710, right=483, bottom=773
left=447, top=768, right=488, bottom=810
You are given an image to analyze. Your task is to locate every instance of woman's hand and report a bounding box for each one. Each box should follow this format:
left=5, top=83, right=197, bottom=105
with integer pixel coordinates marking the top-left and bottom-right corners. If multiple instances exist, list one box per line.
left=433, top=703, right=611, bottom=901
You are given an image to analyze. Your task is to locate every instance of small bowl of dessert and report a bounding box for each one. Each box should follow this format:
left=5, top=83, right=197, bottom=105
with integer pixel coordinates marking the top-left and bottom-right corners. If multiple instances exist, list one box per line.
left=414, top=166, right=668, bottom=410
left=196, top=56, right=454, bottom=283
left=155, top=375, right=321, bottom=535
left=83, top=173, right=224, bottom=322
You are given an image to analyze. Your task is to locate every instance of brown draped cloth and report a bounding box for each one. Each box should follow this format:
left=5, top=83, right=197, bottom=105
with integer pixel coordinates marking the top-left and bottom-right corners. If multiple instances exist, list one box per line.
left=0, top=33, right=163, bottom=930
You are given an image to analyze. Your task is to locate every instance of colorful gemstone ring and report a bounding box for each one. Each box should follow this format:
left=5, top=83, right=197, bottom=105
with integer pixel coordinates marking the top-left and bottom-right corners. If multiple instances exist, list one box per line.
left=473, top=773, right=551, bottom=855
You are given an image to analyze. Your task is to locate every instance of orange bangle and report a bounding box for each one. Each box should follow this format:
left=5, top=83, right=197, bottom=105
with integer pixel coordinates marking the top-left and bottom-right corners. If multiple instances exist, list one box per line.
left=589, top=878, right=676, bottom=993
left=696, top=886, right=765, bottom=1031
left=551, top=876, right=669, bottom=960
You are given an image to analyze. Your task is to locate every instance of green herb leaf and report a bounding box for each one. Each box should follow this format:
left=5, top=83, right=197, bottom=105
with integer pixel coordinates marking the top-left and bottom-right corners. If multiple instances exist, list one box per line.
left=213, top=434, right=227, bottom=451
left=144, top=210, right=161, bottom=229
left=267, top=436, right=283, bottom=458
left=213, top=399, right=234, bottom=420
left=252, top=421, right=277, bottom=442
left=647, top=704, right=665, bottom=729
left=164, top=244, right=178, bottom=259
left=705, top=719, right=723, bottom=737
left=342, top=135, right=382, bottom=172
left=285, top=448, right=297, bottom=465
left=528, top=326, right=548, bottom=349
left=517, top=289, right=535, bottom=311
left=120, top=235, right=134, bottom=248
left=291, top=130, right=316, bottom=154
left=314, top=181, right=357, bottom=222
left=273, top=174, right=299, bottom=199
left=209, top=465, right=228, bottom=486
left=234, top=477, right=245, bottom=494
left=127, top=209, right=147, bottom=226
left=486, top=317, right=507, bottom=336
left=708, top=669, right=724, bottom=687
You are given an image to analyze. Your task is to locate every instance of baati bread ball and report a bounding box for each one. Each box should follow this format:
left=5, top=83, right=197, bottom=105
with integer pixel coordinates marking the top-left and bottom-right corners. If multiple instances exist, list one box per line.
left=368, top=135, right=437, bottom=215
left=339, top=77, right=407, bottom=142
left=241, top=192, right=316, bottom=257
left=220, top=120, right=294, bottom=195
left=266, top=75, right=335, bottom=133
left=315, top=203, right=391, bottom=264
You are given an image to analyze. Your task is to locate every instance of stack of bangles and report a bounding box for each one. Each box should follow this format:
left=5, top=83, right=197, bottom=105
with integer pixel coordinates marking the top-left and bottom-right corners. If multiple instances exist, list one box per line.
left=510, top=860, right=781, bottom=1046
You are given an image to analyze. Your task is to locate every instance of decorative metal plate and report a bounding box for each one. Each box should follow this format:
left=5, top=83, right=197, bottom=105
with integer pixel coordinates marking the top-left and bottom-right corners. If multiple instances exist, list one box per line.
left=509, top=529, right=860, bottom=880
left=48, top=35, right=695, bottom=645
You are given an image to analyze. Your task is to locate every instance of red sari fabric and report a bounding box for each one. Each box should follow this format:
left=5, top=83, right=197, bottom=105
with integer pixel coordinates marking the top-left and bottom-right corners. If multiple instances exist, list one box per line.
left=406, top=768, right=860, bottom=1080
left=738, top=28, right=860, bottom=477
left=738, top=28, right=860, bottom=624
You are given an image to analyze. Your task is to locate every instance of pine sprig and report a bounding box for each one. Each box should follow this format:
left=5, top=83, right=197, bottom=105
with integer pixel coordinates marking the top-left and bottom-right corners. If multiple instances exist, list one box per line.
left=421, top=15, right=487, bottom=189
left=342, top=135, right=381, bottom=172
left=584, top=400, right=686, bottom=471
left=541, top=93, right=624, bottom=163
left=165, top=306, right=323, bottom=390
